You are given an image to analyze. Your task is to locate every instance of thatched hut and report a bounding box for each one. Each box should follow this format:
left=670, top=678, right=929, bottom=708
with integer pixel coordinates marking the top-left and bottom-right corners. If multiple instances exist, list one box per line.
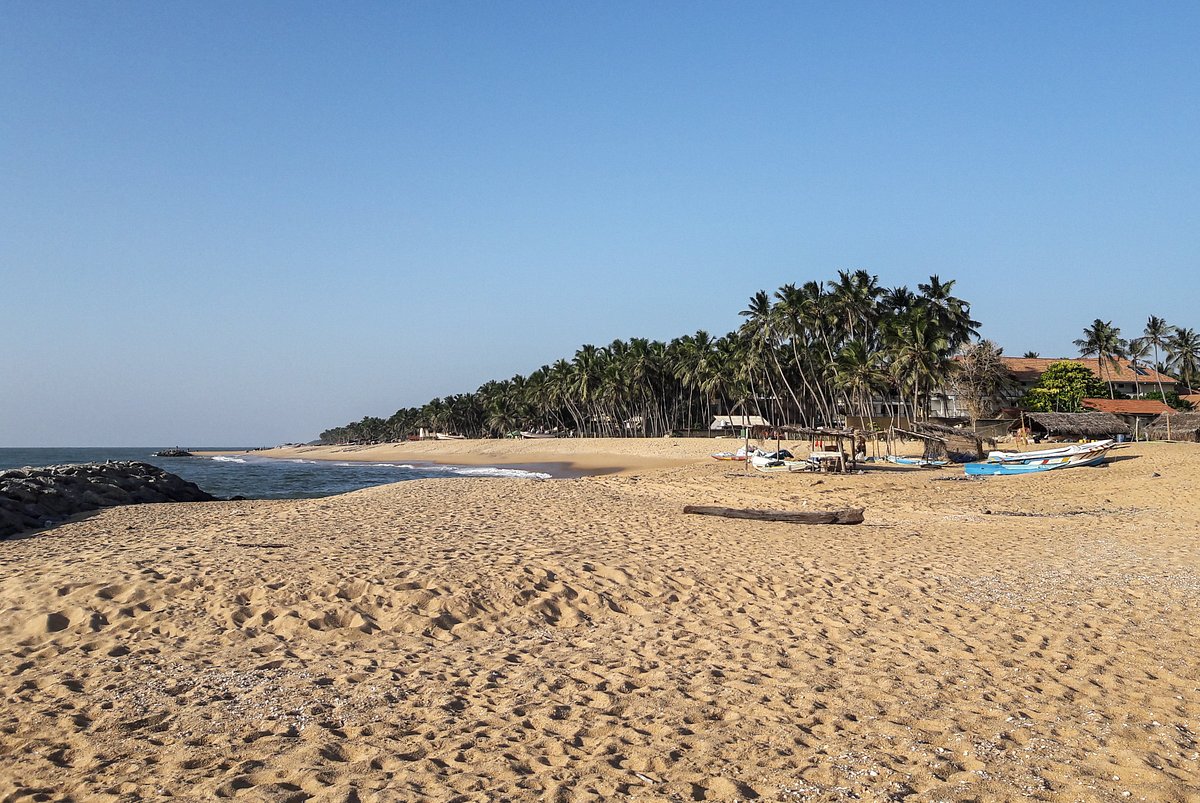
left=1145, top=411, right=1200, bottom=443
left=891, top=422, right=988, bottom=463
left=1023, top=412, right=1129, bottom=441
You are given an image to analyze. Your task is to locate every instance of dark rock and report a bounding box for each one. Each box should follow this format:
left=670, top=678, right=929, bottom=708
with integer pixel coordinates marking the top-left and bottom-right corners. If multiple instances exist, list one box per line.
left=0, top=462, right=216, bottom=539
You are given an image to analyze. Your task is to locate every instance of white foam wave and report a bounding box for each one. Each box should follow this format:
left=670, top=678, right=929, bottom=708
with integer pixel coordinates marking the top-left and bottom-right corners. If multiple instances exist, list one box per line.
left=210, top=455, right=246, bottom=463
left=449, top=466, right=552, bottom=479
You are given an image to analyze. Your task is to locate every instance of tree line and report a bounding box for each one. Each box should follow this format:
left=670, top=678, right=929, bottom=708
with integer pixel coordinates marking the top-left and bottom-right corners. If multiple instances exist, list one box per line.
left=319, top=274, right=1197, bottom=443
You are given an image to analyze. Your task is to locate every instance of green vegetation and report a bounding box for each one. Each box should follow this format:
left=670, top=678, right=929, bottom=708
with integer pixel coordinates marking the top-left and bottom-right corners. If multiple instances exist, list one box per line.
left=1019, top=361, right=1109, bottom=412
left=1073, top=319, right=1128, bottom=399
left=320, top=271, right=978, bottom=442
left=1144, top=391, right=1196, bottom=411
left=319, top=284, right=1198, bottom=443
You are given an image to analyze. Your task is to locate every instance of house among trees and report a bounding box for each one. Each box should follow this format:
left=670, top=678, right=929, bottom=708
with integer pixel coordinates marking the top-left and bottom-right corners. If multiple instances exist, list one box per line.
left=930, top=357, right=1181, bottom=419
left=1002, top=357, right=1179, bottom=398
left=1080, top=398, right=1173, bottom=438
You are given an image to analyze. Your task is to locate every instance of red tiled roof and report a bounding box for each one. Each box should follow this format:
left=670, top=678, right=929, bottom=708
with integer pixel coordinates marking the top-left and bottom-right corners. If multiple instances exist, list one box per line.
left=1081, top=398, right=1173, bottom=415
left=1180, top=394, right=1200, bottom=409
left=1000, top=357, right=1178, bottom=385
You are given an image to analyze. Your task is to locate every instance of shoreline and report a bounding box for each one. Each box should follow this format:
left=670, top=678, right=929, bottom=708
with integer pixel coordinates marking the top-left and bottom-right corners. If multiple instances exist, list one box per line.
left=205, top=437, right=729, bottom=477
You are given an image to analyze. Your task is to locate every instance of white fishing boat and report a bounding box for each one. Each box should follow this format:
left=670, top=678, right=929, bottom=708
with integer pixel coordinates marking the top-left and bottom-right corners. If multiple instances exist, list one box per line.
left=520, top=431, right=558, bottom=439
left=749, top=448, right=809, bottom=473
left=434, top=433, right=466, bottom=440
left=965, top=440, right=1116, bottom=476
left=986, top=439, right=1114, bottom=463
left=883, top=454, right=949, bottom=468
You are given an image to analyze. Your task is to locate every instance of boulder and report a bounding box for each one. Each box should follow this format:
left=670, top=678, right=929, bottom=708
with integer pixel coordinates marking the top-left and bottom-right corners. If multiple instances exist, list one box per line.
left=0, top=461, right=216, bottom=539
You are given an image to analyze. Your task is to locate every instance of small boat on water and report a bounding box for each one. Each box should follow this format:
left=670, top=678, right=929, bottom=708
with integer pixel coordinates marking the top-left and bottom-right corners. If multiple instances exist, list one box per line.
left=964, top=440, right=1116, bottom=476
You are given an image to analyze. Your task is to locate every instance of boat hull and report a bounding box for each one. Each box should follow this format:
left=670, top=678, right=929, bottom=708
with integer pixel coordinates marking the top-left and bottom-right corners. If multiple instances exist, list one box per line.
left=884, top=455, right=949, bottom=467
left=752, top=461, right=809, bottom=474
left=987, top=439, right=1114, bottom=463
left=964, top=449, right=1110, bottom=475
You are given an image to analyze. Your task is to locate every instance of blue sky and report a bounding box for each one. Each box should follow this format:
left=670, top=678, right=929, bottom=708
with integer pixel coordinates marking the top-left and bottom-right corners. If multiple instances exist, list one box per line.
left=3, top=2, right=1198, bottom=445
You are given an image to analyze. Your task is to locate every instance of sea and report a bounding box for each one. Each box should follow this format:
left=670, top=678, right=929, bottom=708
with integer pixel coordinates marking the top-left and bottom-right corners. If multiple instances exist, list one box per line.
left=0, top=448, right=553, bottom=500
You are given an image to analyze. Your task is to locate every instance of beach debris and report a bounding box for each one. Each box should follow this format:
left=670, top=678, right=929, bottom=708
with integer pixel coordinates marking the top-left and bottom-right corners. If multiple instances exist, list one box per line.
left=682, top=505, right=864, bottom=525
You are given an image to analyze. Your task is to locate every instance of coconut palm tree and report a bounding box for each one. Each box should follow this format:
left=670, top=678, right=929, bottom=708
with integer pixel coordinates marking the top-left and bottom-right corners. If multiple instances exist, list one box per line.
left=740, top=290, right=804, bottom=422
left=917, top=275, right=980, bottom=350
left=883, top=308, right=954, bottom=421
left=1168, top=327, right=1200, bottom=391
left=1132, top=316, right=1176, bottom=400
left=1073, top=319, right=1128, bottom=399
left=831, top=339, right=886, bottom=422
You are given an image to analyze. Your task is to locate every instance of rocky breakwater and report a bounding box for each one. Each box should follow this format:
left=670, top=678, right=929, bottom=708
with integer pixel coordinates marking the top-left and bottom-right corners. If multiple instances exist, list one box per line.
left=0, top=461, right=216, bottom=539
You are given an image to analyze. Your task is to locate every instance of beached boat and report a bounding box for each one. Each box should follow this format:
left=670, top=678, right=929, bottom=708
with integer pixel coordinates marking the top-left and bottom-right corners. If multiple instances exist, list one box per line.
left=985, top=439, right=1115, bottom=463
left=964, top=442, right=1114, bottom=476
left=434, top=433, right=466, bottom=440
left=749, top=449, right=809, bottom=473
left=520, top=431, right=558, bottom=439
left=752, top=460, right=810, bottom=474
left=884, top=455, right=949, bottom=468
left=711, top=447, right=749, bottom=461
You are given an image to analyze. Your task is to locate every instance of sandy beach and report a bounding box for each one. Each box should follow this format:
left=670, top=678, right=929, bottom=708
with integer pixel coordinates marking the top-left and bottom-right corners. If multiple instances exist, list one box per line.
left=252, top=438, right=741, bottom=476
left=3, top=439, right=1199, bottom=801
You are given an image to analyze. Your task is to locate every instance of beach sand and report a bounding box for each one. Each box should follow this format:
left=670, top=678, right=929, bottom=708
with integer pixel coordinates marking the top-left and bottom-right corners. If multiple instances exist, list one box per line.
left=2, top=440, right=1199, bottom=801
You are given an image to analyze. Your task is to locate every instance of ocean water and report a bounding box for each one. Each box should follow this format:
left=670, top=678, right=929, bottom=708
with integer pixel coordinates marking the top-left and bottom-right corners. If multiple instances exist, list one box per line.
left=0, top=448, right=552, bottom=500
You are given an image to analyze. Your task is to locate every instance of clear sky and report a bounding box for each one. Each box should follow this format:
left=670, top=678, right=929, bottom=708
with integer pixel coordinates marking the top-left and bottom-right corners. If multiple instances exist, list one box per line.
left=3, top=2, right=1198, bottom=446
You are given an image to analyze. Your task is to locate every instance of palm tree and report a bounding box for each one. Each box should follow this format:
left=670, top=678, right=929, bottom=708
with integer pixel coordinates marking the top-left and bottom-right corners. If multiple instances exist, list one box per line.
left=882, top=307, right=954, bottom=421
left=1022, top=351, right=1040, bottom=359
left=740, top=290, right=804, bottom=422
left=1132, top=316, right=1176, bottom=400
left=917, top=275, right=980, bottom=350
left=1073, top=319, right=1128, bottom=399
left=831, top=339, right=885, bottom=422
left=1168, top=327, right=1200, bottom=391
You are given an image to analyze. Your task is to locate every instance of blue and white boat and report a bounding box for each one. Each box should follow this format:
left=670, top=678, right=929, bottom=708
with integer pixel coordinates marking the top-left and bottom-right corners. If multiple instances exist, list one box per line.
left=964, top=440, right=1116, bottom=476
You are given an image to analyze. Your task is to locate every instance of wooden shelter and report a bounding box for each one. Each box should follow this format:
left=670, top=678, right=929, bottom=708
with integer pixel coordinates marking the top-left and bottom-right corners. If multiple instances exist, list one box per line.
left=1145, top=411, right=1200, bottom=443
left=1022, top=412, right=1130, bottom=441
left=889, top=422, right=987, bottom=463
left=780, top=426, right=859, bottom=472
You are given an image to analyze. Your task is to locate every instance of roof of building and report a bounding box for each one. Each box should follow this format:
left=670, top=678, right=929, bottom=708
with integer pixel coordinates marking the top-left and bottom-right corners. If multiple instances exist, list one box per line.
left=1001, top=357, right=1178, bottom=385
left=1023, top=411, right=1131, bottom=437
left=1146, top=411, right=1200, bottom=437
left=710, top=415, right=771, bottom=429
left=1180, top=394, right=1200, bottom=410
left=1081, top=398, right=1174, bottom=415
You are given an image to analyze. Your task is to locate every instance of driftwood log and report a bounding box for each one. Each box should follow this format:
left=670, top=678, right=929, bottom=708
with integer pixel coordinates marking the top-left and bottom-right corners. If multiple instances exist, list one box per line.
left=683, top=505, right=864, bottom=525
